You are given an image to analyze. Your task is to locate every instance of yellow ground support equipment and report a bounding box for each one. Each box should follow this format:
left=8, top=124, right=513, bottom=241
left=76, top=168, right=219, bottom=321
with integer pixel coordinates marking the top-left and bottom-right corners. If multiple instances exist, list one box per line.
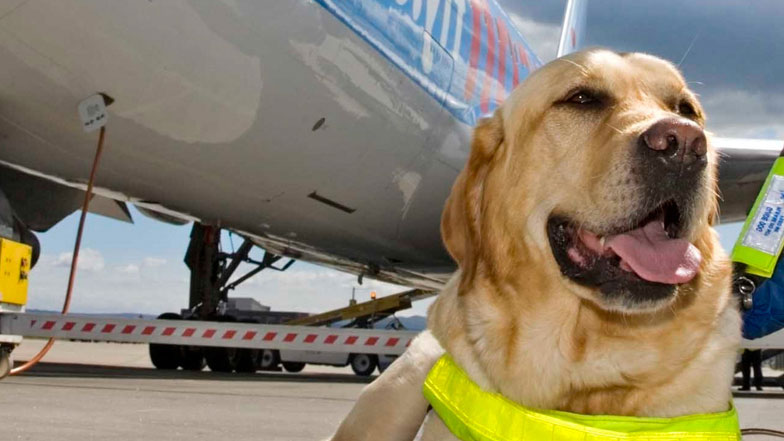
left=284, top=288, right=435, bottom=327
left=0, top=237, right=32, bottom=307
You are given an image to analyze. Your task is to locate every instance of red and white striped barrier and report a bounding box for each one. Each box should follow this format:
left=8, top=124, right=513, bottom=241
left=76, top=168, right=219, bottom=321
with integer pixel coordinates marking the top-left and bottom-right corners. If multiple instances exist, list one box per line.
left=0, top=313, right=420, bottom=355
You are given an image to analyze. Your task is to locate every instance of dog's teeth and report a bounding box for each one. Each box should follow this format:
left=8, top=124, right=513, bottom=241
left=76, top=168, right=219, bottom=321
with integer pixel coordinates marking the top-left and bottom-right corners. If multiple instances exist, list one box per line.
left=599, top=236, right=606, bottom=248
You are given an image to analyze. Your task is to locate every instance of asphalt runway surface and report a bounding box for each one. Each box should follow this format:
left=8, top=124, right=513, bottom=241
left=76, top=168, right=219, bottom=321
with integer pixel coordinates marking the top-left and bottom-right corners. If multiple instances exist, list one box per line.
left=2, top=341, right=783, bottom=440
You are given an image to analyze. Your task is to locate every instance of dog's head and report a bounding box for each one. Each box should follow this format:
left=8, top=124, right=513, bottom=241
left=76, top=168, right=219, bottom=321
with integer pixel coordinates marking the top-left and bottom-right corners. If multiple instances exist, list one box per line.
left=441, top=49, right=719, bottom=313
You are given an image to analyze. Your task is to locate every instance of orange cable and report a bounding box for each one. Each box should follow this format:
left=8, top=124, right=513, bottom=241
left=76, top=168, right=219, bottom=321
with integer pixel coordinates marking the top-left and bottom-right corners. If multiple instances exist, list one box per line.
left=10, top=126, right=107, bottom=375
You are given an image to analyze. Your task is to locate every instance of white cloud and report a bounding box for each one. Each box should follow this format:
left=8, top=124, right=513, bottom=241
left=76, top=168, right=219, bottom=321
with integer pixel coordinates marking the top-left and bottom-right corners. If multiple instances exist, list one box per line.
left=701, top=89, right=784, bottom=139
left=142, top=257, right=167, bottom=267
left=52, top=248, right=105, bottom=272
left=508, top=13, right=561, bottom=62
left=116, top=264, right=140, bottom=274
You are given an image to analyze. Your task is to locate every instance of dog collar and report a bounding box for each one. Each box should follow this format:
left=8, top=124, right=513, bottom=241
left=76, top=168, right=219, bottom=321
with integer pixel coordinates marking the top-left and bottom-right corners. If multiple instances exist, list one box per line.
left=423, top=355, right=740, bottom=441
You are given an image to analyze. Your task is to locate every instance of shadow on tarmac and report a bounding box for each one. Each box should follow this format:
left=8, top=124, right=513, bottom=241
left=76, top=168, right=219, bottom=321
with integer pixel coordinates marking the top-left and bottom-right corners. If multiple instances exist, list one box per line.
left=14, top=362, right=784, bottom=399
left=13, top=361, right=377, bottom=384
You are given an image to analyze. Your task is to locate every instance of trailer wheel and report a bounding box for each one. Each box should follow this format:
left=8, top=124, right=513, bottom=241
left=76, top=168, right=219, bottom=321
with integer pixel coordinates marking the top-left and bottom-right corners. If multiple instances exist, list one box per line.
left=350, top=354, right=377, bottom=377
left=258, top=349, right=279, bottom=370
left=0, top=347, right=12, bottom=379
left=282, top=362, right=306, bottom=373
left=179, top=346, right=206, bottom=371
left=149, top=313, right=182, bottom=370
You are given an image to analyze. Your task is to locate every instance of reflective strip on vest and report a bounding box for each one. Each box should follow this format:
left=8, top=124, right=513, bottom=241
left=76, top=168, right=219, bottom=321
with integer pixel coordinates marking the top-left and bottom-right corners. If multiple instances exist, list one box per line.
left=423, top=355, right=740, bottom=441
left=732, top=156, right=784, bottom=277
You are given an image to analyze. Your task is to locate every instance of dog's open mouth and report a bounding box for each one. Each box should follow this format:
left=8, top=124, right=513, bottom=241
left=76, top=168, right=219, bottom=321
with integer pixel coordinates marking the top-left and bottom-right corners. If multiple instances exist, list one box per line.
left=547, top=200, right=702, bottom=303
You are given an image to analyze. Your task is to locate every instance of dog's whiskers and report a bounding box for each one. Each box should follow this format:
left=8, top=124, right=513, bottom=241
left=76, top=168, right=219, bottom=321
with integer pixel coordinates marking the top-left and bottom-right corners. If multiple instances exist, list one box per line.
left=557, top=58, right=589, bottom=76
left=604, top=123, right=624, bottom=135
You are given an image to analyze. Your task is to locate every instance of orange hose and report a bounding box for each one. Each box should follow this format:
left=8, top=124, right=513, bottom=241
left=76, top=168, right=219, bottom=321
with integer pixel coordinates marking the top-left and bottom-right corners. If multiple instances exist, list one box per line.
left=10, top=126, right=107, bottom=375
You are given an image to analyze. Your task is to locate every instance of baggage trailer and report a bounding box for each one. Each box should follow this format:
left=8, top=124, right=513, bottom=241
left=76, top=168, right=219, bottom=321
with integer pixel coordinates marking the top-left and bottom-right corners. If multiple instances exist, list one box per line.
left=0, top=310, right=420, bottom=377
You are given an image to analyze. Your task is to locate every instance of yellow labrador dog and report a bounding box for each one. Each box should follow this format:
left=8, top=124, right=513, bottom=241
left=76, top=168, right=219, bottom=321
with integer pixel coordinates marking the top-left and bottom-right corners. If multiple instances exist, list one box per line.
left=331, top=49, right=740, bottom=441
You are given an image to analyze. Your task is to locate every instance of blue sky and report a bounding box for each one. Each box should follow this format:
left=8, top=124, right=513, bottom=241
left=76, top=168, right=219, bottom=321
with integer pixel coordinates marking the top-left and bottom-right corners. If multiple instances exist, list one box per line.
left=28, top=205, right=744, bottom=318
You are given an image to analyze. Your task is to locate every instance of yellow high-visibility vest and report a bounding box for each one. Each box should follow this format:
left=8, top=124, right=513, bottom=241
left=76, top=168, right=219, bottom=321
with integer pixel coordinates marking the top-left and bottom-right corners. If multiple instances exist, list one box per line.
left=423, top=355, right=740, bottom=441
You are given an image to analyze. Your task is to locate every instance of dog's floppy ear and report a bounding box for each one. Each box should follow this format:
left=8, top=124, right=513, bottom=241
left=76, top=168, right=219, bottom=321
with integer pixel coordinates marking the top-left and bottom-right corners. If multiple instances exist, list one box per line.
left=441, top=110, right=505, bottom=268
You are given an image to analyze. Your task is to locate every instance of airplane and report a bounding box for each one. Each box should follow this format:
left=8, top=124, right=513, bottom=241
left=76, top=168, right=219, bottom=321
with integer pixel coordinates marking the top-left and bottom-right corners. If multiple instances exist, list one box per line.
left=0, top=0, right=780, bottom=298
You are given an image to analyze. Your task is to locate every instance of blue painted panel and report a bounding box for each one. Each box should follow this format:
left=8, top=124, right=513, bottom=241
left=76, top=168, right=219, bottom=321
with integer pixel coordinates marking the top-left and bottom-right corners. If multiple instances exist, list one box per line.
left=316, top=0, right=542, bottom=126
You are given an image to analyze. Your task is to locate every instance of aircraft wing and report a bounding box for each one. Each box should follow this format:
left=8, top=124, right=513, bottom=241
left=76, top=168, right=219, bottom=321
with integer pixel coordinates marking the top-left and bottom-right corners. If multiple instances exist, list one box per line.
left=715, top=137, right=783, bottom=223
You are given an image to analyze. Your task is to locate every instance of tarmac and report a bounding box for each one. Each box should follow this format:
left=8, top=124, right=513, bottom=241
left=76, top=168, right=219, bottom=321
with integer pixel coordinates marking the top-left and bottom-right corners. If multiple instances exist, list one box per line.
left=2, top=340, right=783, bottom=440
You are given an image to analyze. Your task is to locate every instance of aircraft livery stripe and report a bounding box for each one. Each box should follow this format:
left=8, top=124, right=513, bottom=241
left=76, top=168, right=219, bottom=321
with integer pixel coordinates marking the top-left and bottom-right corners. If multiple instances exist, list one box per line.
left=496, top=18, right=509, bottom=104
left=465, top=0, right=483, bottom=102
left=480, top=3, right=496, bottom=114
left=314, top=0, right=542, bottom=126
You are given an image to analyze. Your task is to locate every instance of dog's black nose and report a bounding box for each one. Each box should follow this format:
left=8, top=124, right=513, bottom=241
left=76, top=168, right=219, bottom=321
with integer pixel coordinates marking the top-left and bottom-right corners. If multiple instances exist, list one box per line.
left=639, top=118, right=707, bottom=171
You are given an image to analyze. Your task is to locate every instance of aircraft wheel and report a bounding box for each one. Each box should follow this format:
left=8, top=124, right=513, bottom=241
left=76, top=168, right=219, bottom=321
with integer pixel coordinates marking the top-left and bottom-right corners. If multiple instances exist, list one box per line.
left=235, top=349, right=260, bottom=373
left=350, top=354, right=377, bottom=377
left=205, top=346, right=238, bottom=373
left=234, top=319, right=260, bottom=373
left=204, top=316, right=238, bottom=373
left=258, top=349, right=279, bottom=370
left=0, top=346, right=12, bottom=379
left=179, top=346, right=206, bottom=371
left=282, top=362, right=306, bottom=373
left=149, top=313, right=182, bottom=370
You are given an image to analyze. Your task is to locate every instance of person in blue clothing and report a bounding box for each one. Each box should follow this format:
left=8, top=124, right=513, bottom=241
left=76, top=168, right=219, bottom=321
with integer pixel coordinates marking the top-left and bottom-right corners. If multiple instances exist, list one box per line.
left=743, top=257, right=784, bottom=341
left=739, top=257, right=784, bottom=390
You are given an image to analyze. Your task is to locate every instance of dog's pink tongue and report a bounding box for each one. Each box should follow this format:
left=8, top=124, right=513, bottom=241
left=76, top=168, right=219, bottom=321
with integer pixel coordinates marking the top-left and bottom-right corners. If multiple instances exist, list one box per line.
left=605, top=221, right=701, bottom=284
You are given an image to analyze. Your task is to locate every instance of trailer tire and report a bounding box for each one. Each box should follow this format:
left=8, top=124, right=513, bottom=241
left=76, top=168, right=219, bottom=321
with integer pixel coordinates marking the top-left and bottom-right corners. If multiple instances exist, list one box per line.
left=350, top=353, right=377, bottom=377
left=149, top=313, right=183, bottom=370
left=282, top=362, right=306, bottom=373
left=258, top=349, right=279, bottom=370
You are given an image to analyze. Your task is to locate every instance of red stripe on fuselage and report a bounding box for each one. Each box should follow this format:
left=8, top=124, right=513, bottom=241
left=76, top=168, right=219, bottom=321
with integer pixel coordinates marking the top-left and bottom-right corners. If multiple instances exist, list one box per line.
left=495, top=18, right=509, bottom=102
left=518, top=46, right=529, bottom=71
left=480, top=4, right=497, bottom=114
left=464, top=0, right=485, bottom=101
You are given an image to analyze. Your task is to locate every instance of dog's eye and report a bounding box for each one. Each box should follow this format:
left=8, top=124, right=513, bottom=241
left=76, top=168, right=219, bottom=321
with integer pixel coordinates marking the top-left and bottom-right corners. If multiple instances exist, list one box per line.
left=567, top=90, right=597, bottom=105
left=678, top=101, right=697, bottom=117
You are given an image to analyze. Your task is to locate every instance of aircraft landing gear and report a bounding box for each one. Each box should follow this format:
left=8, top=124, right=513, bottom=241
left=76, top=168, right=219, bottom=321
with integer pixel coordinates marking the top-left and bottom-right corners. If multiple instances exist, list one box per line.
left=0, top=345, right=13, bottom=379
left=180, top=346, right=206, bottom=371
left=282, top=361, right=306, bottom=373
left=149, top=222, right=293, bottom=373
left=148, top=313, right=183, bottom=369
